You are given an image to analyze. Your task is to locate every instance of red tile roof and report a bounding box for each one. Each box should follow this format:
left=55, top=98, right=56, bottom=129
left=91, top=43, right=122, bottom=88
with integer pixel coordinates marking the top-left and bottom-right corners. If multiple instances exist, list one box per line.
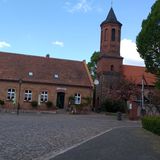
left=0, top=52, right=93, bottom=88
left=122, top=65, right=156, bottom=86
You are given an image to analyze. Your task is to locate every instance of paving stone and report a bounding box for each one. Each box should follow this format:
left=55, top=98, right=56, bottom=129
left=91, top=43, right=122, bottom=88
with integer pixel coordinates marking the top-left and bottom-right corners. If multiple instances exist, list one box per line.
left=0, top=113, right=140, bottom=160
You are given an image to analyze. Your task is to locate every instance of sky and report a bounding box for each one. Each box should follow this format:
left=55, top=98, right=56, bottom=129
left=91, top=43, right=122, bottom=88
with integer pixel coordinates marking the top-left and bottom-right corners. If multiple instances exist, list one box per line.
left=0, top=0, right=156, bottom=66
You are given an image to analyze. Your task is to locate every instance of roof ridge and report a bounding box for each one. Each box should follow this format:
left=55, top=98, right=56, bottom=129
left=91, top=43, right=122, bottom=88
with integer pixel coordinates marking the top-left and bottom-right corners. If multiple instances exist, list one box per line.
left=0, top=51, right=84, bottom=63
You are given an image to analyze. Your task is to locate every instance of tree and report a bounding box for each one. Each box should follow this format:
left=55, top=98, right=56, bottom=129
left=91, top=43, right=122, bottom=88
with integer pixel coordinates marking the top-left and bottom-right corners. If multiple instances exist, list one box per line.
left=101, top=78, right=140, bottom=113
left=109, top=78, right=140, bottom=102
left=136, top=0, right=160, bottom=85
left=146, top=89, right=160, bottom=115
left=87, top=51, right=100, bottom=80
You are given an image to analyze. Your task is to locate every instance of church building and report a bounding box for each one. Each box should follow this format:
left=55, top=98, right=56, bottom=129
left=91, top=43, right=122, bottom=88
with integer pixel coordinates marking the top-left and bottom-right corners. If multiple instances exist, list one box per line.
left=96, top=7, right=156, bottom=106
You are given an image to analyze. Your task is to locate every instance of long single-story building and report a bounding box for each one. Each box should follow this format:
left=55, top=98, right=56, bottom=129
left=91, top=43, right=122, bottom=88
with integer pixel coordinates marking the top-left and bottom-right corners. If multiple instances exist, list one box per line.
left=0, top=52, right=93, bottom=110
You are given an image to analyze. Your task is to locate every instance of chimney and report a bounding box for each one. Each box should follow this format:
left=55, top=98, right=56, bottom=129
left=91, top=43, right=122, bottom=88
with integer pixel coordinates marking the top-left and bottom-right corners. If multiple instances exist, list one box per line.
left=46, top=54, right=50, bottom=58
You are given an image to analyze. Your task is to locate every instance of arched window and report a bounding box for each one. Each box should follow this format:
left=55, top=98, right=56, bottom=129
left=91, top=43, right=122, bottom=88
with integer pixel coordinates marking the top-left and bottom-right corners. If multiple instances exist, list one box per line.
left=40, top=91, right=48, bottom=102
left=110, top=65, right=114, bottom=71
left=104, top=29, right=108, bottom=41
left=24, top=90, right=32, bottom=102
left=7, top=88, right=16, bottom=100
left=75, top=93, right=81, bottom=104
left=101, top=30, right=103, bottom=43
left=118, top=30, right=121, bottom=42
left=111, top=28, right=115, bottom=41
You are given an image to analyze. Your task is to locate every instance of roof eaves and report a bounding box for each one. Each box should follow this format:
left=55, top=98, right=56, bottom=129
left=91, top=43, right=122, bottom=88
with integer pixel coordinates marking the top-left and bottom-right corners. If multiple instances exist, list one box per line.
left=82, top=60, right=94, bottom=88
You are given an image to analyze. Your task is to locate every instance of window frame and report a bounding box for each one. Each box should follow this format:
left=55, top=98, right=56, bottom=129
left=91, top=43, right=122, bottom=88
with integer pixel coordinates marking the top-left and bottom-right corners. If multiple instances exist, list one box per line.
left=111, top=28, right=116, bottom=41
left=7, top=88, right=16, bottom=101
left=101, top=30, right=103, bottom=44
left=104, top=29, right=108, bottom=41
left=110, top=65, right=114, bottom=71
left=74, top=93, right=81, bottom=105
left=40, top=91, right=48, bottom=103
left=24, top=90, right=32, bottom=102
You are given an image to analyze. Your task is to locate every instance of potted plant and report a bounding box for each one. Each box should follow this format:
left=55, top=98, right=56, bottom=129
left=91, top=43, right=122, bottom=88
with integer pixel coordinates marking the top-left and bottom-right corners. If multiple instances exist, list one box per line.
left=45, top=101, right=53, bottom=109
left=31, top=101, right=38, bottom=109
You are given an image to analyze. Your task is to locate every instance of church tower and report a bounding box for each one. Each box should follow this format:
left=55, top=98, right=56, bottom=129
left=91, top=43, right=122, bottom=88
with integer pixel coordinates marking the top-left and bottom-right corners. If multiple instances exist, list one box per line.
left=96, top=7, right=123, bottom=106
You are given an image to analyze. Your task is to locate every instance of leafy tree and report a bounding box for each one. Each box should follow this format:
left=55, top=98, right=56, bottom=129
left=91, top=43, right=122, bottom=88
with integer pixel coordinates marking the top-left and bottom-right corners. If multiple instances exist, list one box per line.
left=136, top=0, right=160, bottom=85
left=109, top=78, right=140, bottom=102
left=147, top=89, right=160, bottom=114
left=87, top=51, right=100, bottom=80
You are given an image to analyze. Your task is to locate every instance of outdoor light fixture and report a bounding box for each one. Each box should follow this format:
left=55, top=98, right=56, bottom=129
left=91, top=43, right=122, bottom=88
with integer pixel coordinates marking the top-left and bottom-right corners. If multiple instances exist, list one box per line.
left=94, top=79, right=99, bottom=86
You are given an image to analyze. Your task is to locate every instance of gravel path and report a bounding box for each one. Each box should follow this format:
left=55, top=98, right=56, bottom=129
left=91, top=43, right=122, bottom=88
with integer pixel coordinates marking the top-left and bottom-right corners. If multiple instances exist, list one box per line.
left=0, top=113, right=140, bottom=160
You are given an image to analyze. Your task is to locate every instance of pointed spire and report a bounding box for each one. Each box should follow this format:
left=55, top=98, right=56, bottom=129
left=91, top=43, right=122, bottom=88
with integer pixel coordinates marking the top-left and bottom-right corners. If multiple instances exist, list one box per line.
left=106, top=7, right=117, bottom=22
left=101, top=7, right=122, bottom=26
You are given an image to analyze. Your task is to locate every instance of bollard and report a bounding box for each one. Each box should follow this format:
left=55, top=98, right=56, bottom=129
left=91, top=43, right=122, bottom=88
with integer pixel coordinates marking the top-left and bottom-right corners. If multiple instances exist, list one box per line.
left=117, top=112, right=122, bottom=120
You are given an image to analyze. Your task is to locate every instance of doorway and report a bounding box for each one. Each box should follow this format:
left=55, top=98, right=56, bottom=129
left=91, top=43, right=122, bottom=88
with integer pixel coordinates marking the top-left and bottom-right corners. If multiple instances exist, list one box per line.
left=56, top=92, right=65, bottom=109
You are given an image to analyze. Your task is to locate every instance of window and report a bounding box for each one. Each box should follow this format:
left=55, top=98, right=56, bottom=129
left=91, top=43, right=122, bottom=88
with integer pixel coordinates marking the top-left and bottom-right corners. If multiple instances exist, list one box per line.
left=24, top=90, right=32, bottom=101
left=29, top=72, right=33, bottom=77
left=104, top=29, right=108, bottom=41
left=111, top=28, right=115, bottom=41
left=7, top=88, right=16, bottom=100
left=40, top=91, right=48, bottom=102
left=75, top=93, right=81, bottom=104
left=54, top=74, right=59, bottom=79
left=118, top=30, right=121, bottom=42
left=111, top=65, right=114, bottom=71
left=101, top=30, right=103, bottom=43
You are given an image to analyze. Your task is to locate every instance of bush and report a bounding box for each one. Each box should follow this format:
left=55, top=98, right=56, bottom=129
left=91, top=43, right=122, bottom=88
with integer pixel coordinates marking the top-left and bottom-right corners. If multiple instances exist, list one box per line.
left=31, top=101, right=38, bottom=108
left=101, top=98, right=126, bottom=113
left=0, top=100, right=4, bottom=106
left=142, top=116, right=160, bottom=136
left=45, top=101, right=53, bottom=109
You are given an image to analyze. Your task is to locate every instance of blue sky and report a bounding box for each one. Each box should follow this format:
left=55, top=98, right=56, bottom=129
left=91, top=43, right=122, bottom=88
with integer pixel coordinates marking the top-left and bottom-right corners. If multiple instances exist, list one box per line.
left=0, top=0, right=156, bottom=66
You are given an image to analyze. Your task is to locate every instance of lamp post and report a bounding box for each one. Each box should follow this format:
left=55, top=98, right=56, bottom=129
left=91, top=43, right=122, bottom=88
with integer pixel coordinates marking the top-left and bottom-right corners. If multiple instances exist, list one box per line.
left=17, top=79, right=22, bottom=115
left=94, top=79, right=99, bottom=111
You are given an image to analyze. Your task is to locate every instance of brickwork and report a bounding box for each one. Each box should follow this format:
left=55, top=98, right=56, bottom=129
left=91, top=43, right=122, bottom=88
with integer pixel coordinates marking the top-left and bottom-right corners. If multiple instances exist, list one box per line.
left=0, top=81, right=93, bottom=110
left=97, top=56, right=123, bottom=74
left=96, top=8, right=123, bottom=106
left=100, top=23, right=121, bottom=56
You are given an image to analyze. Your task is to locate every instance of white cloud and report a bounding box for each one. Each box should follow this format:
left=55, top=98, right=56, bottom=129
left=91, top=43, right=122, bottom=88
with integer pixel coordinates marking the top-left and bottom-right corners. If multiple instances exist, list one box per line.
left=0, top=41, right=11, bottom=48
left=120, top=39, right=144, bottom=66
left=65, top=0, right=92, bottom=13
left=52, top=41, right=64, bottom=47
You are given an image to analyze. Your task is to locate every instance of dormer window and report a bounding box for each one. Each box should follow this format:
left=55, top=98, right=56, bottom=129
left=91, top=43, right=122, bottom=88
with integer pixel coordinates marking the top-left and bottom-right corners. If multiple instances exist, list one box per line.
left=29, top=72, right=33, bottom=77
left=54, top=74, right=59, bottom=79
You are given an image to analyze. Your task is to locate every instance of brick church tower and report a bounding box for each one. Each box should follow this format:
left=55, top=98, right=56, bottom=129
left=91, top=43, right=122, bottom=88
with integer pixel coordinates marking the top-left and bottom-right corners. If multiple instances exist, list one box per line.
left=96, top=7, right=123, bottom=106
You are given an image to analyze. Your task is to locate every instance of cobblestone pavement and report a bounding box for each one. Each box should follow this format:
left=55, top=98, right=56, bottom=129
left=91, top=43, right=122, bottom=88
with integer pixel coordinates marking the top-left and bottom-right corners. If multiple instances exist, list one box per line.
left=0, top=113, right=141, bottom=160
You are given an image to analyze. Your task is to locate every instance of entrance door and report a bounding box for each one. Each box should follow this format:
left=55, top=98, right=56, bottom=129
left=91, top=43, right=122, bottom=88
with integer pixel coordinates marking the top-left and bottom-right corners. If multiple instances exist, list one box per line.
left=56, top=92, right=65, bottom=109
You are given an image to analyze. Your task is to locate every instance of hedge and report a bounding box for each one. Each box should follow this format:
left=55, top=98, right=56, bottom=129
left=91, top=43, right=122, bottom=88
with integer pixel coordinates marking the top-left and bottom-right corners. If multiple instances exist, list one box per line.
left=101, top=98, right=126, bottom=113
left=142, top=116, right=160, bottom=136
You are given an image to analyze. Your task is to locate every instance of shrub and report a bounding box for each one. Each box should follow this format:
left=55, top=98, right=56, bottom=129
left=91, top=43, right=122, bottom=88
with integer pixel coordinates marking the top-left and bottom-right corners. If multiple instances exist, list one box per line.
left=31, top=101, right=38, bottom=108
left=101, top=98, right=126, bottom=113
left=0, top=100, right=4, bottom=106
left=69, top=96, right=75, bottom=105
left=142, top=116, right=160, bottom=136
left=45, top=101, right=53, bottom=109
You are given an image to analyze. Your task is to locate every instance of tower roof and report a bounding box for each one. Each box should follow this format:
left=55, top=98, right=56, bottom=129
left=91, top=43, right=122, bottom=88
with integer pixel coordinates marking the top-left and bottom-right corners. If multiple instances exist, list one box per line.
left=101, top=7, right=122, bottom=26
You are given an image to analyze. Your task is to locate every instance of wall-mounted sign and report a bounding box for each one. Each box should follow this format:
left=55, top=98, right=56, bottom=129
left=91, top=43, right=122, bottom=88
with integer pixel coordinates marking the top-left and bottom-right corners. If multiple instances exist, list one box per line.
left=56, top=88, right=67, bottom=91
